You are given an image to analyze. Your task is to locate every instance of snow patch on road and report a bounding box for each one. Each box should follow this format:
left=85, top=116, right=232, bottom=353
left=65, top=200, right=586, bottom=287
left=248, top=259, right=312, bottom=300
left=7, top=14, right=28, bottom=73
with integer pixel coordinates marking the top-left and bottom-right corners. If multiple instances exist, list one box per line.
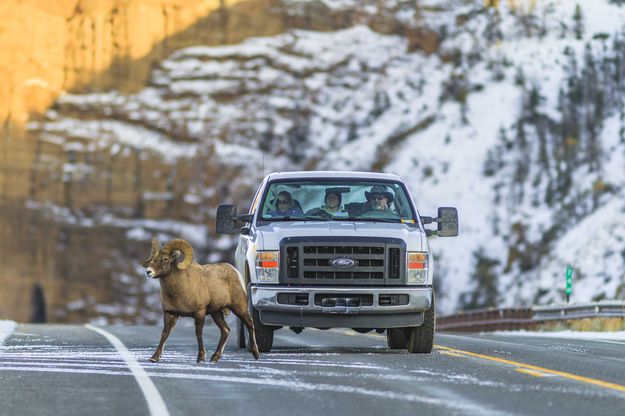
left=0, top=320, right=16, bottom=346
left=491, top=330, right=625, bottom=341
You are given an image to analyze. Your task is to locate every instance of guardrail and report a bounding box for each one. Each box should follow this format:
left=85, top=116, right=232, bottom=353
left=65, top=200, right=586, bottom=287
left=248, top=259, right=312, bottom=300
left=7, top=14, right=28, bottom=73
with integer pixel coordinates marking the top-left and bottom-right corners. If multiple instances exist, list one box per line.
left=437, top=307, right=535, bottom=332
left=533, top=301, right=625, bottom=320
left=437, top=301, right=625, bottom=332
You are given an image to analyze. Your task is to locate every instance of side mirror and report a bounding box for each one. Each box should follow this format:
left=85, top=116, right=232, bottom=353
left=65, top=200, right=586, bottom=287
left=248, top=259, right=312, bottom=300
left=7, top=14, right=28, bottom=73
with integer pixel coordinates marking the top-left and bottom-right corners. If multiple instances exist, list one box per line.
left=437, top=207, right=458, bottom=237
left=216, top=205, right=238, bottom=234
left=239, top=214, right=254, bottom=223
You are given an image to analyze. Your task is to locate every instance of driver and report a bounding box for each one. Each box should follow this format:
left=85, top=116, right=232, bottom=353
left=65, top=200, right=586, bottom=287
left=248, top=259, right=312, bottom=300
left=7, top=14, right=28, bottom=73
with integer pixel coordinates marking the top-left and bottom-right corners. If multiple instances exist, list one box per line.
left=362, top=185, right=395, bottom=213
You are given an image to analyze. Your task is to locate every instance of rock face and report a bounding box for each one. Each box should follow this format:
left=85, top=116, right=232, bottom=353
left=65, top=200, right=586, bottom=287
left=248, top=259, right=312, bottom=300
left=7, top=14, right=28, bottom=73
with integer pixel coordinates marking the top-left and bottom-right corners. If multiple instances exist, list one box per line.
left=0, top=0, right=438, bottom=323
left=0, top=0, right=229, bottom=125
left=1, top=0, right=432, bottom=126
left=0, top=0, right=229, bottom=323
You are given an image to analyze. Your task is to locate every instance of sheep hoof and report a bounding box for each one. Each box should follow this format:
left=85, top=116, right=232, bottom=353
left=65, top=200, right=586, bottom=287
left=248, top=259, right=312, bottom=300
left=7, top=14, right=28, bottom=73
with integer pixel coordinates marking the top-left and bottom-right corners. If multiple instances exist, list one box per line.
left=252, top=350, right=260, bottom=360
left=210, top=354, right=220, bottom=363
left=149, top=356, right=160, bottom=363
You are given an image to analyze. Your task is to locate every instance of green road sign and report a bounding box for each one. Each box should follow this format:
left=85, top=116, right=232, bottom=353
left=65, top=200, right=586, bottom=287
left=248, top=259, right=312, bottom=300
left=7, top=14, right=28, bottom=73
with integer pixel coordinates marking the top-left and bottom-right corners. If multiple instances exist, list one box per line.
left=565, top=266, right=573, bottom=296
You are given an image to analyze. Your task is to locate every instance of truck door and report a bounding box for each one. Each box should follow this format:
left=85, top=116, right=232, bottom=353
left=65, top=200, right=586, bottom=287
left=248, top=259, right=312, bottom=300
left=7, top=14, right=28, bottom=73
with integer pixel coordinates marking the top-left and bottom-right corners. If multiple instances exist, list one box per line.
left=235, top=179, right=267, bottom=276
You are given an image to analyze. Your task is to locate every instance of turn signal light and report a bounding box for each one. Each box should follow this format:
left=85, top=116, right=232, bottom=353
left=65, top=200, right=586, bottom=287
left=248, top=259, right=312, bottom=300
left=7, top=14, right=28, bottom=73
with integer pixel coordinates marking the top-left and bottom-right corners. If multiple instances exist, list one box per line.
left=407, top=252, right=427, bottom=270
left=406, top=252, right=428, bottom=285
left=258, top=252, right=278, bottom=262
left=256, top=251, right=279, bottom=283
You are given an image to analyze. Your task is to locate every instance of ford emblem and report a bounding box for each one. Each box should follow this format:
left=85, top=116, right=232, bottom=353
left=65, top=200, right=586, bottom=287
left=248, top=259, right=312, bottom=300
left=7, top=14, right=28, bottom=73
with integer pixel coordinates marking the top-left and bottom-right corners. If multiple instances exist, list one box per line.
left=330, top=257, right=357, bottom=268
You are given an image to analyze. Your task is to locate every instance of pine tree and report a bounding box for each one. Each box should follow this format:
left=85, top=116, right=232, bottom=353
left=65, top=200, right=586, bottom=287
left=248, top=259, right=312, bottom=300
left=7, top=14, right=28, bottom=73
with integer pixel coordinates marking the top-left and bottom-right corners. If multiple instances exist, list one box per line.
left=371, top=91, right=390, bottom=119
left=346, top=121, right=359, bottom=142
left=580, top=43, right=603, bottom=172
left=484, top=6, right=503, bottom=43
left=483, top=127, right=506, bottom=176
left=573, top=4, right=584, bottom=40
left=459, top=248, right=500, bottom=310
left=286, top=102, right=310, bottom=163
left=620, top=107, right=625, bottom=144
left=259, top=118, right=274, bottom=152
left=512, top=119, right=528, bottom=204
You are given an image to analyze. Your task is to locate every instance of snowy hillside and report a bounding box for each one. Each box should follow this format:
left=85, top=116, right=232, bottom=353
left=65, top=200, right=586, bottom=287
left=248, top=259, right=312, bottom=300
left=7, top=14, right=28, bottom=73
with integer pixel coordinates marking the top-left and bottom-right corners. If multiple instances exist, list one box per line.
left=27, top=0, right=625, bottom=315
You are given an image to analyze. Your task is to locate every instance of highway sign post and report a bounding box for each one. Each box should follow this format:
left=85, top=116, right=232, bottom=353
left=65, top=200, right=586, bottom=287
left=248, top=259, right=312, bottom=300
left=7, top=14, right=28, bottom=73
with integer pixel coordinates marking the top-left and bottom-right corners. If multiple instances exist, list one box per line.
left=565, top=266, right=573, bottom=303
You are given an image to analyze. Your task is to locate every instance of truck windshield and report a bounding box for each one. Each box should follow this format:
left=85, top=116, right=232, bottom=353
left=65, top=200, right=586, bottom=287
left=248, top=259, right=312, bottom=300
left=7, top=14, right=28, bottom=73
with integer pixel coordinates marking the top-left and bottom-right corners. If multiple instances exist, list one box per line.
left=258, top=180, right=416, bottom=223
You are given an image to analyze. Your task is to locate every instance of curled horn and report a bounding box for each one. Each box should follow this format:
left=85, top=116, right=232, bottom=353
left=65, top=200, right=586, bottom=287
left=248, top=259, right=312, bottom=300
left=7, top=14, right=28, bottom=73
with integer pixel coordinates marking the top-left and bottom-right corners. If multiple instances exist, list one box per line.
left=151, top=237, right=161, bottom=256
left=164, top=239, right=193, bottom=270
left=143, top=237, right=161, bottom=265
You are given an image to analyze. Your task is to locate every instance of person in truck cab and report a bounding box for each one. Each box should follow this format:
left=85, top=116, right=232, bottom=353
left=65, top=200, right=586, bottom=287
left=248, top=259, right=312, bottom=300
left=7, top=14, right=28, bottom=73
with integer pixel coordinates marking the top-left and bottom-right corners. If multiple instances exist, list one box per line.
left=361, top=185, right=395, bottom=213
left=268, top=191, right=304, bottom=217
left=306, top=188, right=345, bottom=218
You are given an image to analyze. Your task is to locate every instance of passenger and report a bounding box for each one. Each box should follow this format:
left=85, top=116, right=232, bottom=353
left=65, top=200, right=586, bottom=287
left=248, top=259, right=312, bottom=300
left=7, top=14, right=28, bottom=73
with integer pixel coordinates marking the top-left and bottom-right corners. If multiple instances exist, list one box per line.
left=268, top=191, right=303, bottom=217
left=307, top=189, right=345, bottom=217
left=361, top=185, right=395, bottom=213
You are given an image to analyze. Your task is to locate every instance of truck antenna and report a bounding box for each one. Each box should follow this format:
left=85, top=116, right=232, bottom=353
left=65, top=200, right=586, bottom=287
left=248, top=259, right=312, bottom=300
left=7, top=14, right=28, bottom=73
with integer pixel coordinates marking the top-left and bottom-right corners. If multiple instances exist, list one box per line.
left=262, top=149, right=265, bottom=179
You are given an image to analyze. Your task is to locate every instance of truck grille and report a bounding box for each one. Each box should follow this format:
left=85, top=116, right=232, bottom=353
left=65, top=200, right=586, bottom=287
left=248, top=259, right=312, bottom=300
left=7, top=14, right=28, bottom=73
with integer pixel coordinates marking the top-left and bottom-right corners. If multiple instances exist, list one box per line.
left=280, top=237, right=405, bottom=286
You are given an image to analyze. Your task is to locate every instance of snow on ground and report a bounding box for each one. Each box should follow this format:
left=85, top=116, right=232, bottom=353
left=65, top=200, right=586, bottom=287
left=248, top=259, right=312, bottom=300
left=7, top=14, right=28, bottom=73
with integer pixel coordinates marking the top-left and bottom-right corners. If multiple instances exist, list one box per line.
left=387, top=79, right=523, bottom=310
left=0, top=321, right=16, bottom=346
left=29, top=117, right=197, bottom=163
left=492, top=330, right=625, bottom=341
left=386, top=0, right=625, bottom=310
left=519, top=193, right=625, bottom=304
left=24, top=200, right=209, bottom=248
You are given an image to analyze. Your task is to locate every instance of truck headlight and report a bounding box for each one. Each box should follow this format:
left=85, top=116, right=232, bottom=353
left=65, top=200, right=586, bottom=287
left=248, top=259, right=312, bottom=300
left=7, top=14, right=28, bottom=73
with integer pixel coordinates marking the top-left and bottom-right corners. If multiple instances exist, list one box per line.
left=256, top=251, right=279, bottom=283
left=406, top=252, right=428, bottom=284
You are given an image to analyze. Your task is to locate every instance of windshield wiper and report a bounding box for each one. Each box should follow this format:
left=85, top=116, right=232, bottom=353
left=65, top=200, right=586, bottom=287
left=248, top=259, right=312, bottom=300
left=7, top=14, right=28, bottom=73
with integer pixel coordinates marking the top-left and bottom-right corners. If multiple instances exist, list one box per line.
left=262, top=215, right=327, bottom=222
left=359, top=218, right=403, bottom=223
left=327, top=216, right=403, bottom=223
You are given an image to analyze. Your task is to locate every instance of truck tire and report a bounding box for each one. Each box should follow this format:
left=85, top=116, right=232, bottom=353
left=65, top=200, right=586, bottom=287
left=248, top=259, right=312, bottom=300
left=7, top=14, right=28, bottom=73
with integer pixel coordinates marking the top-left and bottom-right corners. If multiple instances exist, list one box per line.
left=251, top=306, right=274, bottom=352
left=386, top=328, right=406, bottom=349
left=406, top=293, right=435, bottom=354
left=248, top=284, right=274, bottom=353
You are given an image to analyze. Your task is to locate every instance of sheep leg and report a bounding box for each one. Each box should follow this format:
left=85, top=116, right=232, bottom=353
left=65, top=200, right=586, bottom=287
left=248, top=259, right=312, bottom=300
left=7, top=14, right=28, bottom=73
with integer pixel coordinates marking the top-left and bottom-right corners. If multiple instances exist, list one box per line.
left=232, top=308, right=260, bottom=360
left=209, top=310, right=230, bottom=363
left=150, top=312, right=178, bottom=362
left=194, top=311, right=207, bottom=363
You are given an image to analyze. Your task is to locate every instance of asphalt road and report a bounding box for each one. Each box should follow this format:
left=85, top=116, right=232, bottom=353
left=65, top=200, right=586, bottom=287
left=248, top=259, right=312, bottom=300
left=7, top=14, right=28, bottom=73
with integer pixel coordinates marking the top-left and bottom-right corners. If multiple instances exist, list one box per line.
left=1, top=319, right=624, bottom=416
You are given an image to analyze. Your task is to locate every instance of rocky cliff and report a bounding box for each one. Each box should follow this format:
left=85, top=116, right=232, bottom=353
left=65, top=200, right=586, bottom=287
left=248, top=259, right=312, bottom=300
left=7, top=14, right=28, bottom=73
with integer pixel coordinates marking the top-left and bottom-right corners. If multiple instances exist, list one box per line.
left=0, top=0, right=429, bottom=323
left=0, top=0, right=223, bottom=322
left=0, top=0, right=230, bottom=125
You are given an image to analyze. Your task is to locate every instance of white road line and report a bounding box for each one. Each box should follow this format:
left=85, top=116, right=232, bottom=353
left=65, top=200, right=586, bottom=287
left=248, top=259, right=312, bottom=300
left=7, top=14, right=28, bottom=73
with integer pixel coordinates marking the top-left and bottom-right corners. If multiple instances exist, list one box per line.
left=85, top=324, right=170, bottom=416
left=591, top=339, right=625, bottom=346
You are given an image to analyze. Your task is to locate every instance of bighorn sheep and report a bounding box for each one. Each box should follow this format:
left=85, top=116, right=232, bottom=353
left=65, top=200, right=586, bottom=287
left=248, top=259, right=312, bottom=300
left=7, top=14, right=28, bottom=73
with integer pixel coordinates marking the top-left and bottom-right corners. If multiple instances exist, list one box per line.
left=142, top=237, right=260, bottom=363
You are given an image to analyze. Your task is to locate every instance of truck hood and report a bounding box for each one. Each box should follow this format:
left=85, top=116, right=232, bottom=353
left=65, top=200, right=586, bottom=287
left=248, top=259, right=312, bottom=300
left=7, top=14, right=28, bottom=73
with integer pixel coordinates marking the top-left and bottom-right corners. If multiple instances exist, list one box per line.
left=257, top=221, right=424, bottom=250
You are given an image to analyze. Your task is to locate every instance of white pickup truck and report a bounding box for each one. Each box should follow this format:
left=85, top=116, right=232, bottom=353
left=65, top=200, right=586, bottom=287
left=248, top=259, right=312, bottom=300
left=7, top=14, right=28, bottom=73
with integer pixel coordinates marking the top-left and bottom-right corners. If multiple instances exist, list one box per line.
left=216, top=171, right=458, bottom=353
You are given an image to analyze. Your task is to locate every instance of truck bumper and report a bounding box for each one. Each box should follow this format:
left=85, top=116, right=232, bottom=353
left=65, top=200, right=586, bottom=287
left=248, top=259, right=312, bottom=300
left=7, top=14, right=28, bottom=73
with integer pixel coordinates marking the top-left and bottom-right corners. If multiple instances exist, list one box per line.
left=250, top=286, right=432, bottom=328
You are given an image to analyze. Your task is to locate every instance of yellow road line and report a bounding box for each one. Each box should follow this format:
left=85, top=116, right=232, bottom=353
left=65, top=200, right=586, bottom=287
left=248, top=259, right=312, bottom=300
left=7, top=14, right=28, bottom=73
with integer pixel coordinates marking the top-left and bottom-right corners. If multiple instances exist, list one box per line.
left=434, top=345, right=625, bottom=394
left=515, top=368, right=549, bottom=378
left=440, top=350, right=465, bottom=357
left=331, top=330, right=625, bottom=393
